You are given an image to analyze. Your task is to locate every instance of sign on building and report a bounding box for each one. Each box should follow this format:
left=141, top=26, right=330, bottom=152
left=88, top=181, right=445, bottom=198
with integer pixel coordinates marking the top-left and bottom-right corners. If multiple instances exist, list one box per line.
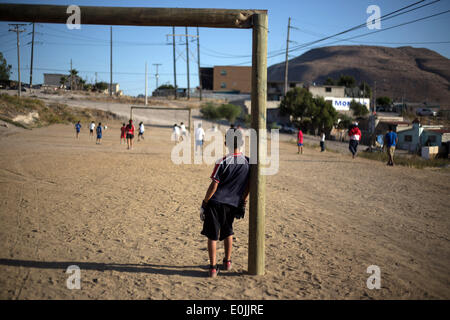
left=325, top=97, right=370, bottom=111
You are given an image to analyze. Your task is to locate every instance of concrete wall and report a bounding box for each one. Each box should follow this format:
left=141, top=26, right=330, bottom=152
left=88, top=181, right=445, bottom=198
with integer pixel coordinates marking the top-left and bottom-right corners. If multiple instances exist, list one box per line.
left=44, top=73, right=67, bottom=86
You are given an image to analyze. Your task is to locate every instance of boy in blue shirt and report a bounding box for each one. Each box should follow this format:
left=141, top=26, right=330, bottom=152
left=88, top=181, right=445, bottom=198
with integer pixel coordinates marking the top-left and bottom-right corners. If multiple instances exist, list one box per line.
left=384, top=125, right=398, bottom=166
left=75, top=121, right=81, bottom=139
left=96, top=122, right=103, bottom=145
left=200, top=128, right=250, bottom=278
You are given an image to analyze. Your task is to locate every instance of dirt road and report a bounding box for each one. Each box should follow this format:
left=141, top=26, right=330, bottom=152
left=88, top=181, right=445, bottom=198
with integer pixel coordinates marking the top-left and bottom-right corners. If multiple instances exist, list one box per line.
left=0, top=122, right=449, bottom=299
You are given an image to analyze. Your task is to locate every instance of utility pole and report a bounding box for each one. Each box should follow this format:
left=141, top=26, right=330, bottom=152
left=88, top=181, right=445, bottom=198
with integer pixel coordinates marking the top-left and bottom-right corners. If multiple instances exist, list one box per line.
left=110, top=26, right=113, bottom=97
left=172, top=26, right=177, bottom=99
left=70, top=58, right=73, bottom=91
left=153, top=63, right=162, bottom=91
left=284, top=17, right=291, bottom=96
left=196, top=26, right=202, bottom=101
left=145, top=62, right=148, bottom=105
left=9, top=23, right=26, bottom=97
left=29, top=22, right=35, bottom=90
left=185, top=26, right=190, bottom=100
left=373, top=80, right=377, bottom=113
left=167, top=29, right=198, bottom=100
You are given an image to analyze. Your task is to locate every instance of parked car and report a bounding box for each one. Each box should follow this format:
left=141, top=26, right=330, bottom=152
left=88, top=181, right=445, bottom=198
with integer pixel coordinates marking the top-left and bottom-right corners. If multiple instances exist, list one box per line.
left=416, top=108, right=437, bottom=116
left=280, top=125, right=296, bottom=134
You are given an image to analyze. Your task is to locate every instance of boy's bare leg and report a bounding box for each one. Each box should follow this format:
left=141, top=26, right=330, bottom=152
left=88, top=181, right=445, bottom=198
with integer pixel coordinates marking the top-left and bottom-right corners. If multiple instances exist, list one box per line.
left=208, top=239, right=217, bottom=266
left=224, top=235, right=232, bottom=261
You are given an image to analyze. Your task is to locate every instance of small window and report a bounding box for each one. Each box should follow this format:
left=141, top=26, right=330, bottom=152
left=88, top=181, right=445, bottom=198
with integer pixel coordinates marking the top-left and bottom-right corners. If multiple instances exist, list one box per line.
left=220, top=82, right=227, bottom=89
left=325, top=87, right=332, bottom=92
left=290, top=83, right=296, bottom=88
left=220, top=70, right=227, bottom=76
left=405, top=135, right=412, bottom=142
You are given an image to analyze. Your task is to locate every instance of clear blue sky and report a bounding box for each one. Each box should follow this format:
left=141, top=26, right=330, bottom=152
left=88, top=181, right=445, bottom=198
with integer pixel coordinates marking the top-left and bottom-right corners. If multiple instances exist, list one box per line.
left=1, top=0, right=449, bottom=96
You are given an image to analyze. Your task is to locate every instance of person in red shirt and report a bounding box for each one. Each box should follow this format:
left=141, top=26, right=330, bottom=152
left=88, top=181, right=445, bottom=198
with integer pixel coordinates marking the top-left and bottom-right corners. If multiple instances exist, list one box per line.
left=297, top=128, right=304, bottom=154
left=126, top=119, right=135, bottom=150
left=348, top=122, right=362, bottom=159
left=120, top=123, right=126, bottom=144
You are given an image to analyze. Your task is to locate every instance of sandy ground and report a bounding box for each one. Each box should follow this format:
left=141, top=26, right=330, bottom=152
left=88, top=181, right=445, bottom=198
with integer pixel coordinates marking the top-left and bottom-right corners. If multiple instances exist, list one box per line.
left=0, top=122, right=449, bottom=300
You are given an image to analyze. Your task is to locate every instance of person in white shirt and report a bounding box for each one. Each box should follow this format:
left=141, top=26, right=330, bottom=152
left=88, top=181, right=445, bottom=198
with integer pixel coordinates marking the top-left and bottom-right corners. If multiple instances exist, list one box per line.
left=138, top=122, right=145, bottom=141
left=172, top=123, right=181, bottom=144
left=195, top=123, right=206, bottom=155
left=89, top=121, right=95, bottom=139
left=210, top=125, right=218, bottom=133
left=320, top=130, right=326, bottom=152
left=180, top=122, right=187, bottom=140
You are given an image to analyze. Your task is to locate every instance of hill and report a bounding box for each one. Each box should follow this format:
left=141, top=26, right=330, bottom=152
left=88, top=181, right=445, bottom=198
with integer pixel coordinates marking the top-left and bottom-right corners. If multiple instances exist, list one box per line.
left=0, top=93, right=122, bottom=129
left=268, top=45, right=450, bottom=106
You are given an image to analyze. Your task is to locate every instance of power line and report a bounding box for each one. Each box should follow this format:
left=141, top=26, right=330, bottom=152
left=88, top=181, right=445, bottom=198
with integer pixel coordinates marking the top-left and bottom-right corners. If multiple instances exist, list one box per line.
left=224, top=2, right=450, bottom=66
left=286, top=0, right=434, bottom=54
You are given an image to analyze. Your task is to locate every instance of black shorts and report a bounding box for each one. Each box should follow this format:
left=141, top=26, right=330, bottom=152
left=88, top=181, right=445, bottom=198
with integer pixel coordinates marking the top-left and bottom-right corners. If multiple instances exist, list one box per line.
left=201, top=201, right=236, bottom=241
left=126, top=133, right=134, bottom=139
left=90, top=129, right=93, bottom=133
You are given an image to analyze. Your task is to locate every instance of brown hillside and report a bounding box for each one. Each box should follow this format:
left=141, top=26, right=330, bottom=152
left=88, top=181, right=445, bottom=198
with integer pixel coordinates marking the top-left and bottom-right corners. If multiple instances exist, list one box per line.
left=268, top=45, right=450, bottom=106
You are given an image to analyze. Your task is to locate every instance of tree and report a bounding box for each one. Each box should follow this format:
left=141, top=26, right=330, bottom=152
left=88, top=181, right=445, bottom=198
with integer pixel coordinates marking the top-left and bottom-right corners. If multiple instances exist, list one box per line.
left=157, top=84, right=175, bottom=90
left=376, top=96, right=391, bottom=106
left=218, top=103, right=242, bottom=124
left=60, top=76, right=68, bottom=88
left=78, top=78, right=86, bottom=89
left=200, top=102, right=220, bottom=120
left=94, top=82, right=108, bottom=91
left=350, top=100, right=369, bottom=117
left=337, top=75, right=356, bottom=88
left=69, top=68, right=79, bottom=90
left=280, top=87, right=315, bottom=119
left=324, top=77, right=335, bottom=85
left=359, top=81, right=372, bottom=98
left=337, top=113, right=354, bottom=129
left=311, top=97, right=338, bottom=132
left=0, top=52, right=12, bottom=81
left=243, top=114, right=251, bottom=127
left=281, top=87, right=338, bottom=133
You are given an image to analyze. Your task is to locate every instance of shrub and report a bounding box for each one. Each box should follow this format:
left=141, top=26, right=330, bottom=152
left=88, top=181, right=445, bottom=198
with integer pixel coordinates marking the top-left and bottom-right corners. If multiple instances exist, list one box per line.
left=200, top=102, right=220, bottom=120
left=350, top=100, right=369, bottom=117
left=217, top=103, right=242, bottom=124
left=337, top=113, right=354, bottom=129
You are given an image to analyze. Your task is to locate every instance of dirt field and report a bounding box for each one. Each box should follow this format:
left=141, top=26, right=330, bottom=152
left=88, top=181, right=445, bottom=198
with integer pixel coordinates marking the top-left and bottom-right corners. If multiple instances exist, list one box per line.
left=0, top=122, right=449, bottom=300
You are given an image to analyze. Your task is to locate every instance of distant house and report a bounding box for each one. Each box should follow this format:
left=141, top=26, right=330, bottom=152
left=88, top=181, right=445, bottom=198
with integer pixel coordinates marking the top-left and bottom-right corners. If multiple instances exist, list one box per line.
left=44, top=73, right=68, bottom=87
left=43, top=73, right=82, bottom=89
left=309, top=85, right=345, bottom=99
left=309, top=85, right=370, bottom=113
left=397, top=121, right=450, bottom=152
left=104, top=83, right=122, bottom=95
left=213, top=66, right=252, bottom=93
left=267, top=81, right=303, bottom=101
